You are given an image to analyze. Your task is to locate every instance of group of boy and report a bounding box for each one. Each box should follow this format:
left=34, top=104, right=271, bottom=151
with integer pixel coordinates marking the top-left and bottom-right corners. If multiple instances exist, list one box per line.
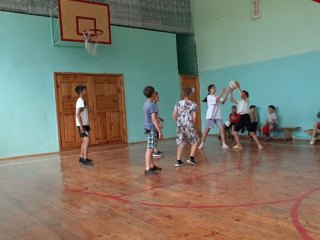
left=73, top=84, right=317, bottom=175
left=224, top=104, right=278, bottom=141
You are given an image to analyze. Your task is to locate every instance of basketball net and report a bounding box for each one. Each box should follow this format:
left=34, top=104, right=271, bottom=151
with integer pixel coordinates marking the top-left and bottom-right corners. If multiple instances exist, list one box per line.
left=83, top=29, right=103, bottom=55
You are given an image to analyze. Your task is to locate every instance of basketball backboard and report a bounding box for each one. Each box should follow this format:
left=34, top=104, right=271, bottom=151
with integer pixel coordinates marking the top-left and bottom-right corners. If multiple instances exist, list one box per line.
left=51, top=0, right=111, bottom=45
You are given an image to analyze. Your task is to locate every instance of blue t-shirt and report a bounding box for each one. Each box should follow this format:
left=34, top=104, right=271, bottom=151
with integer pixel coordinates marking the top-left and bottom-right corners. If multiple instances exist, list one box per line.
left=143, top=100, right=156, bottom=132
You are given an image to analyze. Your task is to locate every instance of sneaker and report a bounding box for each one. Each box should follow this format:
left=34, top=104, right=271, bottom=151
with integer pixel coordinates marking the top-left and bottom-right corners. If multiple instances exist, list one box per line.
left=79, top=157, right=92, bottom=163
left=310, top=138, right=316, bottom=145
left=150, top=165, right=162, bottom=171
left=153, top=152, right=163, bottom=157
left=187, top=159, right=196, bottom=165
left=80, top=159, right=94, bottom=166
left=155, top=151, right=163, bottom=154
left=198, top=143, right=204, bottom=150
left=221, top=144, right=229, bottom=149
left=174, top=160, right=184, bottom=167
left=144, top=169, right=157, bottom=175
left=233, top=145, right=242, bottom=149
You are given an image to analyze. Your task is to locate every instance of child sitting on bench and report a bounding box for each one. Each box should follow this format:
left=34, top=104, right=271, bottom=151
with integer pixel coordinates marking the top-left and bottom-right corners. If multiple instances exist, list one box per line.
left=310, top=112, right=320, bottom=145
left=261, top=105, right=277, bottom=139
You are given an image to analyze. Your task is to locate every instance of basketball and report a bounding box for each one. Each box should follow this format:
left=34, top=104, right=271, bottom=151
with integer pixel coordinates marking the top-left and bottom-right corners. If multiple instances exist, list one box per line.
left=229, top=80, right=240, bottom=90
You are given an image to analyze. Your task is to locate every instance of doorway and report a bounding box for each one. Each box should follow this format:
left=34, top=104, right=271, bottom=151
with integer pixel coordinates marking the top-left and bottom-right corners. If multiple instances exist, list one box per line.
left=180, top=75, right=202, bottom=132
left=55, top=73, right=127, bottom=150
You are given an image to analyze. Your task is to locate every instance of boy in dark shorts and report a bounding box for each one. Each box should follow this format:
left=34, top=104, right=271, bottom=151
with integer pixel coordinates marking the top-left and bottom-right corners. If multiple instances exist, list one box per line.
left=75, top=85, right=94, bottom=166
left=143, top=86, right=163, bottom=175
left=230, top=89, right=263, bottom=150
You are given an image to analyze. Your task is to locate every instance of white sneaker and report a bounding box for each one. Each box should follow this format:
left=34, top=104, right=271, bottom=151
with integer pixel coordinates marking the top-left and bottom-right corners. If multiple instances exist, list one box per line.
left=310, top=138, right=316, bottom=145
left=221, top=144, right=229, bottom=149
left=198, top=143, right=204, bottom=150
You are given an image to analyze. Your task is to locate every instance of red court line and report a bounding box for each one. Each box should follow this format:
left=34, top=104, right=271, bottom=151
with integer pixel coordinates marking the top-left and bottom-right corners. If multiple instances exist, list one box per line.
left=64, top=186, right=296, bottom=209
left=291, top=187, right=320, bottom=240
left=120, top=166, right=247, bottom=197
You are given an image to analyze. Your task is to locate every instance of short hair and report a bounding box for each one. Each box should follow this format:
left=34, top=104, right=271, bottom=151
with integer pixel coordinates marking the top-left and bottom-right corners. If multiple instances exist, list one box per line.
left=182, top=87, right=192, bottom=97
left=268, top=105, right=275, bottom=110
left=232, top=105, right=237, bottom=109
left=143, top=86, right=155, bottom=98
left=250, top=105, right=256, bottom=109
left=242, top=90, right=249, bottom=98
left=75, top=85, right=86, bottom=95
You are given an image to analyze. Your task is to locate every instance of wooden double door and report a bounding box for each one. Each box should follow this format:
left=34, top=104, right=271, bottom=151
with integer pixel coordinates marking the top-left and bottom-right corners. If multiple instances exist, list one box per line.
left=55, top=73, right=127, bottom=150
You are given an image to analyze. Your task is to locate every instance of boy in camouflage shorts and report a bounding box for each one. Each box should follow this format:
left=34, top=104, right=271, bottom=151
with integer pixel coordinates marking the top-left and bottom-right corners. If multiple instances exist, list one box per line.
left=172, top=87, right=200, bottom=167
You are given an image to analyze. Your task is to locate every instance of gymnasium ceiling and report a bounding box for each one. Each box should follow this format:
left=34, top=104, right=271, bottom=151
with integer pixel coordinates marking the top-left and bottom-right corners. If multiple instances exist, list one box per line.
left=0, top=0, right=193, bottom=34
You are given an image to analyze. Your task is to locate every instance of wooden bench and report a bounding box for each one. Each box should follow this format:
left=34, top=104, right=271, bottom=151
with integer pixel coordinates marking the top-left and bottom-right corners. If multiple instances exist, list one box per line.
left=275, top=127, right=300, bottom=142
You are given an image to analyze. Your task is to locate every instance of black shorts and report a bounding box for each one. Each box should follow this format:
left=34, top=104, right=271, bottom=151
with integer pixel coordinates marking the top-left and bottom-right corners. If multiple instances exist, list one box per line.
left=234, top=114, right=254, bottom=133
left=77, top=125, right=90, bottom=138
left=251, top=122, right=258, bottom=132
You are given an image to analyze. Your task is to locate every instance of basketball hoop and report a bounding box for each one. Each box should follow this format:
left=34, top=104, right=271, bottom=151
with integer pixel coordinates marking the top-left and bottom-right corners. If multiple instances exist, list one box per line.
left=82, top=29, right=103, bottom=55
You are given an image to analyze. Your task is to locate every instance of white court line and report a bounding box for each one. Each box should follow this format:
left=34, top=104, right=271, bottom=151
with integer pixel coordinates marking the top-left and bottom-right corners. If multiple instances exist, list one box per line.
left=0, top=144, right=147, bottom=168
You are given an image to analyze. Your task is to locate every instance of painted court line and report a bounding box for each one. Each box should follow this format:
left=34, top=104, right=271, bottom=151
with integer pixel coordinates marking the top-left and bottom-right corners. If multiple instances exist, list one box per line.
left=0, top=145, right=145, bottom=168
left=291, top=187, right=320, bottom=240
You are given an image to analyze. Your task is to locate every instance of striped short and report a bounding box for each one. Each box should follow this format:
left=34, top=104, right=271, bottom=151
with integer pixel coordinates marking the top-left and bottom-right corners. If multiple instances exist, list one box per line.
left=146, top=131, right=158, bottom=149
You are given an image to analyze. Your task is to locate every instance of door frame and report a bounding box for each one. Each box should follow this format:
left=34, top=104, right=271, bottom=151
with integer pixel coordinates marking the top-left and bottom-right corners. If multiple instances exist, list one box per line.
left=54, top=72, right=128, bottom=151
left=179, top=75, right=202, bottom=132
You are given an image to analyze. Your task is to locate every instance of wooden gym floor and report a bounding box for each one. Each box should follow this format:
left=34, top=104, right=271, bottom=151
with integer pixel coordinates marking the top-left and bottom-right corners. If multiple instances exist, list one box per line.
left=0, top=137, right=319, bottom=240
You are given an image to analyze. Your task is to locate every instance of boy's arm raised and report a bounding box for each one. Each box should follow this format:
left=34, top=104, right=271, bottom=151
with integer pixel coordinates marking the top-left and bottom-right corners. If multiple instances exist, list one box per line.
left=230, top=90, right=238, bottom=104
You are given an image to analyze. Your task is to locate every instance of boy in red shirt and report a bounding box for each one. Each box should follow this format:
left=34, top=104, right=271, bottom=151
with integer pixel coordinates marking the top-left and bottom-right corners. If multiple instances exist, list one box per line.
left=224, top=105, right=240, bottom=140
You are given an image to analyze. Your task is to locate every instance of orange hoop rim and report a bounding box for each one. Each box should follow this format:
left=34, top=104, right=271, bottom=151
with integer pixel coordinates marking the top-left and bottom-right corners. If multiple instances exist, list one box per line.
left=83, top=29, right=104, bottom=37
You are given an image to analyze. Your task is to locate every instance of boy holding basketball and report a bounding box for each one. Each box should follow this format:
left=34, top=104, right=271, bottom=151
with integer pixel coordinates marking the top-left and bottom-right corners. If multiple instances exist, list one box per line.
left=143, top=86, right=163, bottom=175
left=75, top=85, right=94, bottom=166
left=173, top=87, right=200, bottom=166
left=230, top=89, right=264, bottom=150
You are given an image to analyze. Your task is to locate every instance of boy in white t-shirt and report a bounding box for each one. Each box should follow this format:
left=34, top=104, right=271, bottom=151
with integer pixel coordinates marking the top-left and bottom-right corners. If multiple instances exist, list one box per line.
left=261, top=105, right=277, bottom=139
left=75, top=85, right=93, bottom=166
left=230, top=89, right=263, bottom=150
left=198, top=84, right=229, bottom=150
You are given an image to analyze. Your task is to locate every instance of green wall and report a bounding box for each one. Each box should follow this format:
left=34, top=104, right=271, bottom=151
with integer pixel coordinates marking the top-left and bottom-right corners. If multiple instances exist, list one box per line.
left=0, top=11, right=180, bottom=159
left=191, top=0, right=320, bottom=139
left=191, top=0, right=320, bottom=71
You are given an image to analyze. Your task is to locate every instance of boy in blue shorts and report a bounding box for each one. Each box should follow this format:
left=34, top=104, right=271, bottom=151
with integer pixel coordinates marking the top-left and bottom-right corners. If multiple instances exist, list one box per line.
left=143, top=86, right=163, bottom=175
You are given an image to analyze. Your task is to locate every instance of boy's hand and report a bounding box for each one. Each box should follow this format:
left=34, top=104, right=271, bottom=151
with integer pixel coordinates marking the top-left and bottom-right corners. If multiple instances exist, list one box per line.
left=80, top=126, right=84, bottom=132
